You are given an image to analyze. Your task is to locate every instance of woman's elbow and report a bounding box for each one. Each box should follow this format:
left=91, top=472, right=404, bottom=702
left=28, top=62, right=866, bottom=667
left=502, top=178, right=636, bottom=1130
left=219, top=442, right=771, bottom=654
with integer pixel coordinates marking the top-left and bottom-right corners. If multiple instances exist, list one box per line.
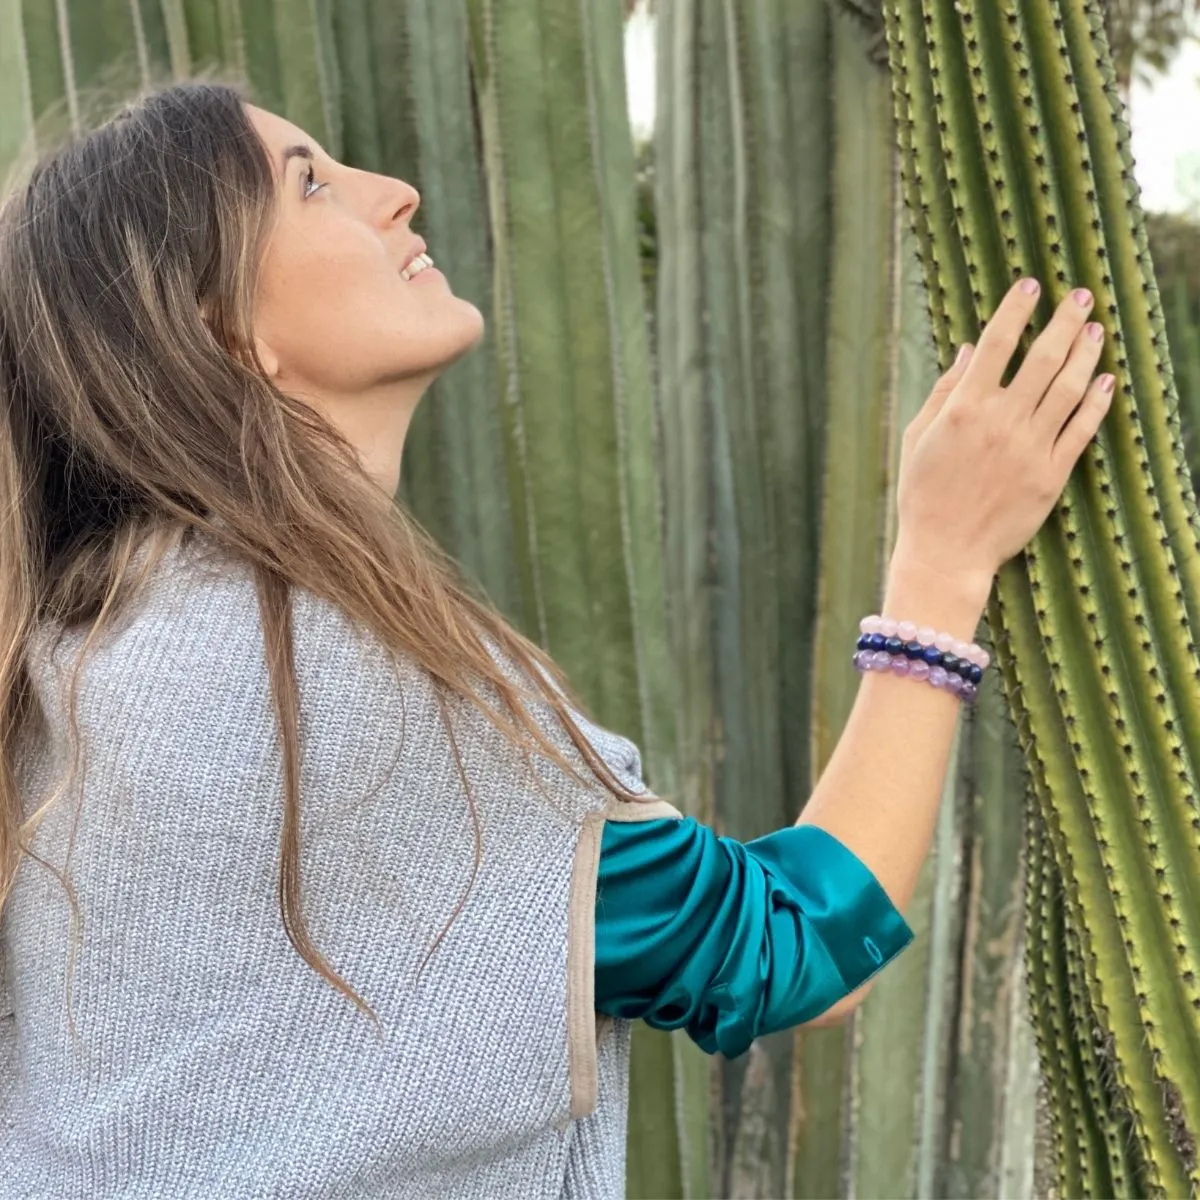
left=798, top=978, right=876, bottom=1029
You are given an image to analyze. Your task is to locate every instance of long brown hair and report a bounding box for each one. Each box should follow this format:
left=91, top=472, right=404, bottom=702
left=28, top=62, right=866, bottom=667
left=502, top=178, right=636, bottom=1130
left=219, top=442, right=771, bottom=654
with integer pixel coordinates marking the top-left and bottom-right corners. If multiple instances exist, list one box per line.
left=0, top=80, right=646, bottom=1030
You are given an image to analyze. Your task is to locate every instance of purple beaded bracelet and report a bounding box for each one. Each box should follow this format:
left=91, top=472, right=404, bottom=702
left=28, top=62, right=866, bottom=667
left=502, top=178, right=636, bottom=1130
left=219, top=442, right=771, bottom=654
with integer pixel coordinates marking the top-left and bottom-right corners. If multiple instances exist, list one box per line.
left=852, top=614, right=990, bottom=705
left=852, top=648, right=979, bottom=703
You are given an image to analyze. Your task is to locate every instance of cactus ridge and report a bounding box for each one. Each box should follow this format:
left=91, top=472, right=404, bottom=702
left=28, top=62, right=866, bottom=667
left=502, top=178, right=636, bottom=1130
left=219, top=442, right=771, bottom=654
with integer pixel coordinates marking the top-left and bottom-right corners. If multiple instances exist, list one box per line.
left=1061, top=870, right=1129, bottom=1197
left=879, top=3, right=953, bottom=363
left=888, top=0, right=978, bottom=357
left=1025, top=798, right=1082, bottom=1194
left=469, top=0, right=546, bottom=648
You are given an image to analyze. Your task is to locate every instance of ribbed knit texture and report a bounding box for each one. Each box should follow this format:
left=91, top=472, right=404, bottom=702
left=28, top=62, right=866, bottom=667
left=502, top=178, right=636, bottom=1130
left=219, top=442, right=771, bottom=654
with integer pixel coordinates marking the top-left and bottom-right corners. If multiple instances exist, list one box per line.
left=1, top=530, right=650, bottom=1198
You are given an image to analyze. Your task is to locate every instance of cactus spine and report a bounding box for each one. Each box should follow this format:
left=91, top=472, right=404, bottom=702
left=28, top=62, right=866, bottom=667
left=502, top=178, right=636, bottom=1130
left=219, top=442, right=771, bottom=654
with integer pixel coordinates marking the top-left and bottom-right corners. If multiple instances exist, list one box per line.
left=883, top=0, right=1200, bottom=1191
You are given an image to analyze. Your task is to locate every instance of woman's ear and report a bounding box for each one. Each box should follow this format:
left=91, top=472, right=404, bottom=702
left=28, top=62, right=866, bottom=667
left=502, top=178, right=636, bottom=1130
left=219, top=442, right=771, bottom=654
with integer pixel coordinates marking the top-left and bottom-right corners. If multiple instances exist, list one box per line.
left=253, top=334, right=281, bottom=379
left=197, top=302, right=279, bottom=378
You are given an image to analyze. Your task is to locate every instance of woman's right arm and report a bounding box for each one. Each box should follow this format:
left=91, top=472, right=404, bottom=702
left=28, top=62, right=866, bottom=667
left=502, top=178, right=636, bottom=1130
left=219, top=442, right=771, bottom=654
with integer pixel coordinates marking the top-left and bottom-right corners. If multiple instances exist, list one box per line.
left=594, top=276, right=1113, bottom=1045
left=796, top=274, right=1113, bottom=1021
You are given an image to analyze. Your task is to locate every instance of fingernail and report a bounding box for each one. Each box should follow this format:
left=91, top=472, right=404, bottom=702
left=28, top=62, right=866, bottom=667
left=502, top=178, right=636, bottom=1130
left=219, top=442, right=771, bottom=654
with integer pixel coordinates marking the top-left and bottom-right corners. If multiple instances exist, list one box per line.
left=1086, top=322, right=1104, bottom=342
left=955, top=343, right=973, bottom=366
left=1073, top=287, right=1093, bottom=307
left=1100, top=374, right=1115, bottom=393
left=1020, top=278, right=1040, bottom=295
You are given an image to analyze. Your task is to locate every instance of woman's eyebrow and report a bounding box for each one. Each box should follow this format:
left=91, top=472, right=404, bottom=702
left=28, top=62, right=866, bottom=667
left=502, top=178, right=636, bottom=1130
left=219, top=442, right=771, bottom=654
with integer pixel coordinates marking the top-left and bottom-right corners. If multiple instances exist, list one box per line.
left=279, top=144, right=313, bottom=175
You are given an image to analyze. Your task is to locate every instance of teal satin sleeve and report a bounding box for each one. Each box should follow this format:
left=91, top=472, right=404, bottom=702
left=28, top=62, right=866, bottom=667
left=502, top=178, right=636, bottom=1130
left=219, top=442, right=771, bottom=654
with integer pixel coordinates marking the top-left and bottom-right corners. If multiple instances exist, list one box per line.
left=593, top=817, right=914, bottom=1058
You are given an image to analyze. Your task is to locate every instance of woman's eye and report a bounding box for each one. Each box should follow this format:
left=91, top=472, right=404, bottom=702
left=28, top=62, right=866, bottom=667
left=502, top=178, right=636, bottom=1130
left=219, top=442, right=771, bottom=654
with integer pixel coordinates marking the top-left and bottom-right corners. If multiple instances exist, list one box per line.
left=302, top=164, right=325, bottom=198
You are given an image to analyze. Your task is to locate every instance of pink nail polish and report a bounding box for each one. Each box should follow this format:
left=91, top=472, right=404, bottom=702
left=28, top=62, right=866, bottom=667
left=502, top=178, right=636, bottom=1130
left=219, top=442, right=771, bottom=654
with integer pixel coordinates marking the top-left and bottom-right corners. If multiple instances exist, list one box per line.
left=1073, top=288, right=1093, bottom=307
left=1020, top=278, right=1040, bottom=295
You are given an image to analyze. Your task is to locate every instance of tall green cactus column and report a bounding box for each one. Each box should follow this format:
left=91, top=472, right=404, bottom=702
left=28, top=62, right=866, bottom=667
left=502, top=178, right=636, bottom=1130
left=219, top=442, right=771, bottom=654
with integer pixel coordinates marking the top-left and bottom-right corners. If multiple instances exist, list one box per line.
left=355, top=0, right=522, bottom=622
left=883, top=0, right=1200, bottom=1193
left=799, top=13, right=915, bottom=1195
left=465, top=2, right=710, bottom=1196
left=655, top=1, right=833, bottom=1191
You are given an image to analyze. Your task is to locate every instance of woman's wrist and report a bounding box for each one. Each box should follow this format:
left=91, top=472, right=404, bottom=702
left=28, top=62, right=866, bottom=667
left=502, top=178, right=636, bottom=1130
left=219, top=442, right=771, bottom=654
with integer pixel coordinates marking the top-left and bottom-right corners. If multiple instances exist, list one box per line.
left=883, top=541, right=993, bottom=643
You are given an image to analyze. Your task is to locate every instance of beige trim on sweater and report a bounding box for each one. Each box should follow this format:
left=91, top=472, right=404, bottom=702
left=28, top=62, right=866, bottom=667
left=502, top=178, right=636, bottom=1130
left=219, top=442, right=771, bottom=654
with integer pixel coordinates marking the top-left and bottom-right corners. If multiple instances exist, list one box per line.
left=566, top=794, right=684, bottom=1119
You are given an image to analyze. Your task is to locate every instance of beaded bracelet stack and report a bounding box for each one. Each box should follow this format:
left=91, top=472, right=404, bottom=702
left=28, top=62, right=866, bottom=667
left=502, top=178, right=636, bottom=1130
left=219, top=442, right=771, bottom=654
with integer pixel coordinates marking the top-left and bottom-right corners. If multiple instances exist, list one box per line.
left=853, top=614, right=990, bottom=705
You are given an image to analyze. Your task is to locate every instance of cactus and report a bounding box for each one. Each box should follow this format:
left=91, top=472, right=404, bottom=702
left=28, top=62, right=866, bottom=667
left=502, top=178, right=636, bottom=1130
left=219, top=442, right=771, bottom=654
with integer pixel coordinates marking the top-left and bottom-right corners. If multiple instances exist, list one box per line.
left=883, top=0, right=1200, bottom=1191
left=365, top=0, right=523, bottom=624
left=655, top=5, right=1037, bottom=1195
left=801, top=16, right=916, bottom=1196
left=654, top=0, right=836, bottom=1192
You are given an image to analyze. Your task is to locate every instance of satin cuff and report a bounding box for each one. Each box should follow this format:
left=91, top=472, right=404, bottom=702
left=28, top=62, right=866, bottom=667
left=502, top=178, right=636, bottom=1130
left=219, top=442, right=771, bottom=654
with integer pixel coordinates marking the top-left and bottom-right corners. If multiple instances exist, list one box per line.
left=594, top=817, right=914, bottom=1058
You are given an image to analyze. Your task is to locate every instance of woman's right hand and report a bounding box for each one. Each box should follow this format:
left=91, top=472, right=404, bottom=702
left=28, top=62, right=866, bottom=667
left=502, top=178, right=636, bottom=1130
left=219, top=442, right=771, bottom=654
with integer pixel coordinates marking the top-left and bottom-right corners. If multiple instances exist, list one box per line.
left=891, top=276, right=1115, bottom=601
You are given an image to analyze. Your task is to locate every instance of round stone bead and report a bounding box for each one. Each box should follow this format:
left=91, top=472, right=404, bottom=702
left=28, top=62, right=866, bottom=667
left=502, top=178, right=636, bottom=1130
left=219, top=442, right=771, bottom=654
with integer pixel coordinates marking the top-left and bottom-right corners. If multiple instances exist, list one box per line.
left=867, top=632, right=888, bottom=653
left=890, top=656, right=911, bottom=676
left=922, top=645, right=944, bottom=667
left=941, top=653, right=961, bottom=675
left=879, top=616, right=898, bottom=638
left=945, top=673, right=964, bottom=694
left=957, top=660, right=974, bottom=679
left=852, top=650, right=868, bottom=671
left=903, top=640, right=925, bottom=659
left=917, top=626, right=937, bottom=646
left=857, top=633, right=870, bottom=651
left=968, top=664, right=983, bottom=685
left=928, top=665, right=949, bottom=689
left=871, top=651, right=892, bottom=671
left=961, top=682, right=978, bottom=704
left=910, top=660, right=931, bottom=682
left=977, top=648, right=991, bottom=670
left=884, top=636, right=904, bottom=656
left=934, top=630, right=955, bottom=652
left=897, top=620, right=918, bottom=642
left=951, top=638, right=972, bottom=661
left=861, top=615, right=883, bottom=635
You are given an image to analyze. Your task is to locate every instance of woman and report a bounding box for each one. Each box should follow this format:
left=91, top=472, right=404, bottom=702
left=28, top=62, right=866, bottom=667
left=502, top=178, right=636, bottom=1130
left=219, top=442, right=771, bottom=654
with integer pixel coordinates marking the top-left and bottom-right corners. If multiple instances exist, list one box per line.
left=0, top=83, right=1112, bottom=1197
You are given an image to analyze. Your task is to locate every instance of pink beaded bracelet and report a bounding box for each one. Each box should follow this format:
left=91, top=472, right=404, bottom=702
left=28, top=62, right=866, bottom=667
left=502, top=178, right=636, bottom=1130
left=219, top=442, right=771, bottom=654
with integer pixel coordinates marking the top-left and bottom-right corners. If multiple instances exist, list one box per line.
left=858, top=615, right=990, bottom=669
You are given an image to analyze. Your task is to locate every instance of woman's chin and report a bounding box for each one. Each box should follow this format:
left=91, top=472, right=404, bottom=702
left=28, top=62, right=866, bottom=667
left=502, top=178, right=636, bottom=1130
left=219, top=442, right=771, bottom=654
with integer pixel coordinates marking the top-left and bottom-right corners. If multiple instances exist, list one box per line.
left=416, top=309, right=487, bottom=379
left=447, top=303, right=487, bottom=356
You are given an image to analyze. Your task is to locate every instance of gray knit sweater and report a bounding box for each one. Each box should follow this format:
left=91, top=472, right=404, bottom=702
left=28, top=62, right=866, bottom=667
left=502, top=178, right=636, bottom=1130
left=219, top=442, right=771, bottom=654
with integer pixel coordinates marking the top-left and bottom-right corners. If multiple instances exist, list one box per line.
left=0, top=529, right=682, bottom=1198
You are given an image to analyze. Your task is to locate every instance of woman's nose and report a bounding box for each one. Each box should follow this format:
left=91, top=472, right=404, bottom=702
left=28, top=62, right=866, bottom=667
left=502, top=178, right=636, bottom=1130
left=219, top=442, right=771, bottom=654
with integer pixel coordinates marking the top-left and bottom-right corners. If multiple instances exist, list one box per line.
left=381, top=177, right=420, bottom=229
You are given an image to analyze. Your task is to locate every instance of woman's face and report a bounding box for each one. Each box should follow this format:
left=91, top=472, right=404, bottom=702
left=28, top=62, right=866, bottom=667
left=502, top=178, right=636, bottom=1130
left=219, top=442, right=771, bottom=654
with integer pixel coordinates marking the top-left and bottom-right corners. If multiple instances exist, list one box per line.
left=244, top=104, right=484, bottom=487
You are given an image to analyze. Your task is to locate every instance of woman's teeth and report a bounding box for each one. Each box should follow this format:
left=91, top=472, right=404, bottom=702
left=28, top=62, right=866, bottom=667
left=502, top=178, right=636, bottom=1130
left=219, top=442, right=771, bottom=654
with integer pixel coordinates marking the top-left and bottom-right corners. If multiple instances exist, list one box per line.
left=401, top=252, right=435, bottom=281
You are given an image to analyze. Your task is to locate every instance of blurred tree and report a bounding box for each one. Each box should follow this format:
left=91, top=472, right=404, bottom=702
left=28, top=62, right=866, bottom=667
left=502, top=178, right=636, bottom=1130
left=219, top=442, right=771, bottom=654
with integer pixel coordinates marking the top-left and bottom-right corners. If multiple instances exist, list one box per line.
left=1101, top=0, right=1200, bottom=100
